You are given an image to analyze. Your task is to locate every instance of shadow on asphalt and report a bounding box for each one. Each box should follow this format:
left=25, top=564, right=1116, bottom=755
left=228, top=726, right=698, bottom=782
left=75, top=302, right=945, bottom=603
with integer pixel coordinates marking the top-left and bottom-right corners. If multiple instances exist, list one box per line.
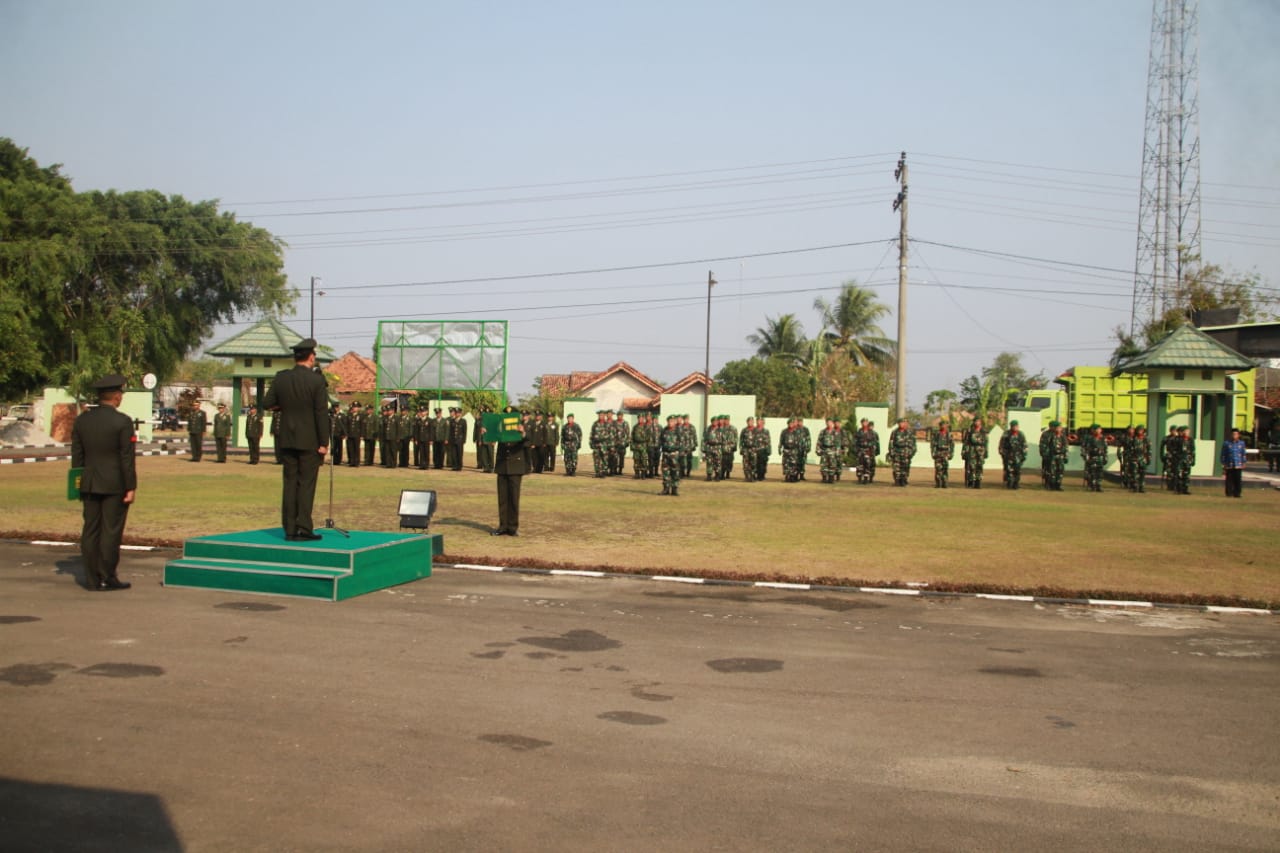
left=0, top=776, right=184, bottom=852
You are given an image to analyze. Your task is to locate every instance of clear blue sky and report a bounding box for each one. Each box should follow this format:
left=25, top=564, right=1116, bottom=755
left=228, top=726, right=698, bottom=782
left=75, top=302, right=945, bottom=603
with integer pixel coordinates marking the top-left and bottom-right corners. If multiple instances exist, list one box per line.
left=3, top=0, right=1277, bottom=405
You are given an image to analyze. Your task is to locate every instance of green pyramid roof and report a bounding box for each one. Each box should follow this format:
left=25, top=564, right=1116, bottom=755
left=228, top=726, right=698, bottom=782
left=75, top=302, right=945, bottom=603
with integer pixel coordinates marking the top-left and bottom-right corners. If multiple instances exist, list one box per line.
left=206, top=317, right=335, bottom=363
left=1115, top=324, right=1255, bottom=373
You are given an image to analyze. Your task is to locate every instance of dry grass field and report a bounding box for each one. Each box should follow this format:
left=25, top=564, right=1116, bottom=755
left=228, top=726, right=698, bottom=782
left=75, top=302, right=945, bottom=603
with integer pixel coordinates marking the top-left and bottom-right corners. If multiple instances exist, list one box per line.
left=4, top=452, right=1277, bottom=607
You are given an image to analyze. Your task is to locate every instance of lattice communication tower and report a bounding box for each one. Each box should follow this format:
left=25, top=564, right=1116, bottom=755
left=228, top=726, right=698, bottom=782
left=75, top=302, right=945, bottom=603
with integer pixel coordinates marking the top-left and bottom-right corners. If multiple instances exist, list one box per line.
left=1132, top=0, right=1202, bottom=334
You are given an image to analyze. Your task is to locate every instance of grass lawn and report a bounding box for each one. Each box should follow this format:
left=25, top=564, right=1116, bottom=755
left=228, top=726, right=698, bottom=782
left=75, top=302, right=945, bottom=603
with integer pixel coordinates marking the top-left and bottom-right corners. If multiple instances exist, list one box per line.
left=5, top=452, right=1278, bottom=608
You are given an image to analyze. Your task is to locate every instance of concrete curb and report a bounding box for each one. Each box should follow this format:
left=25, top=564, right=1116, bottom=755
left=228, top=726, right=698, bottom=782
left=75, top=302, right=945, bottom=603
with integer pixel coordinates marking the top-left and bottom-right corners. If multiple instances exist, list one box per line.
left=6, top=538, right=1274, bottom=616
left=0, top=448, right=187, bottom=464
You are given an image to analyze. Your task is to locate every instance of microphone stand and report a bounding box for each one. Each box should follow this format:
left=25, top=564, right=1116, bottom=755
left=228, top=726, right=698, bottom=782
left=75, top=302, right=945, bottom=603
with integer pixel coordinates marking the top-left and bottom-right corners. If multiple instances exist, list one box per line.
left=323, top=450, right=350, bottom=537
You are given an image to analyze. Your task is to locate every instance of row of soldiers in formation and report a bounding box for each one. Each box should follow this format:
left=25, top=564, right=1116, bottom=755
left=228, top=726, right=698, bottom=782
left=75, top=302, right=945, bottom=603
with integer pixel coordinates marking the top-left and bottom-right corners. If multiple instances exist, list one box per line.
left=200, top=400, right=1210, bottom=495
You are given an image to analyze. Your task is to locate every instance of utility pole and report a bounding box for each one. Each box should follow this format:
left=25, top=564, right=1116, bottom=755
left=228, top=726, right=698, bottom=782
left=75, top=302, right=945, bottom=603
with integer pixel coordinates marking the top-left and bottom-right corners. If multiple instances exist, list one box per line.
left=893, top=152, right=908, bottom=421
left=310, top=276, right=319, bottom=340
left=704, top=270, right=716, bottom=434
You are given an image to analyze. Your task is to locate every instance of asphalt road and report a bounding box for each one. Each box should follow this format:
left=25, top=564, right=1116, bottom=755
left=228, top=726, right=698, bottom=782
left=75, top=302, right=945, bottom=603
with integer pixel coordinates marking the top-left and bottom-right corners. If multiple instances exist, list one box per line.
left=1, top=542, right=1277, bottom=852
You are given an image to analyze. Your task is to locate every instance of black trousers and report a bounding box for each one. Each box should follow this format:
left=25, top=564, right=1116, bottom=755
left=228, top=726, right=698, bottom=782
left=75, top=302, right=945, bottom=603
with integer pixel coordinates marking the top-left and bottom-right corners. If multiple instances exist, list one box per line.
left=248, top=437, right=261, bottom=464
left=347, top=436, right=361, bottom=466
left=80, top=493, right=130, bottom=588
left=280, top=448, right=323, bottom=536
left=496, top=473, right=523, bottom=534
left=189, top=434, right=203, bottom=461
left=331, top=437, right=344, bottom=465
left=432, top=441, right=445, bottom=469
left=1224, top=468, right=1243, bottom=498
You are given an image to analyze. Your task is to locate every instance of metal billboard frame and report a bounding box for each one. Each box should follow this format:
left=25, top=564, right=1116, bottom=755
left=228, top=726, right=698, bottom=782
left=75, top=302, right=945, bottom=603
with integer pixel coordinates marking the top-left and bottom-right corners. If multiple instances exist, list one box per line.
left=375, top=319, right=509, bottom=402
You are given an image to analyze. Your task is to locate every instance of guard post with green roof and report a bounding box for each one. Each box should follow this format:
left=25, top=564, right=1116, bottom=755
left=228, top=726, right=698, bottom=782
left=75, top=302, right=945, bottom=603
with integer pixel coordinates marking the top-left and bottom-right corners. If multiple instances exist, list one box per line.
left=1113, top=324, right=1256, bottom=477
left=205, top=317, right=334, bottom=449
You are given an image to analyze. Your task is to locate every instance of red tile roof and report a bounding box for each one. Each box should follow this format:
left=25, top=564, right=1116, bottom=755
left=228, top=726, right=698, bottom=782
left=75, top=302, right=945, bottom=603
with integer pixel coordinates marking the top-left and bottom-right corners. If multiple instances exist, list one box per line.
left=327, top=352, right=378, bottom=393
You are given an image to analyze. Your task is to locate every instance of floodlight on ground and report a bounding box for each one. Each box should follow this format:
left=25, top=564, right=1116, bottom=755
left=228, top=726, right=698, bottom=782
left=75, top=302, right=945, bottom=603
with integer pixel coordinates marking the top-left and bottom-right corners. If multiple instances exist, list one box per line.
left=398, top=490, right=438, bottom=532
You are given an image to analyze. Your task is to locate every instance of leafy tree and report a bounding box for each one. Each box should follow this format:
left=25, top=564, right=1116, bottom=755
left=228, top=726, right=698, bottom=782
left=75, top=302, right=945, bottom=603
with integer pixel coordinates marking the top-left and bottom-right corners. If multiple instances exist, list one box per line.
left=0, top=138, right=291, bottom=400
left=958, top=352, right=1045, bottom=420
left=1111, top=252, right=1277, bottom=366
left=715, top=357, right=812, bottom=417
left=459, top=390, right=505, bottom=415
left=924, top=389, right=957, bottom=419
left=812, top=280, right=896, bottom=367
left=746, top=313, right=808, bottom=365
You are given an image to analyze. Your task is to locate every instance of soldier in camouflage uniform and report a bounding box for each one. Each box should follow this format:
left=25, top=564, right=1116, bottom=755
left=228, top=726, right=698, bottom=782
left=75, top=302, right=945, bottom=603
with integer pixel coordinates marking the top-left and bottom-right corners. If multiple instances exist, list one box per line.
left=961, top=417, right=989, bottom=489
left=1116, top=426, right=1136, bottom=490
left=998, top=420, right=1027, bottom=490
left=739, top=417, right=757, bottom=482
left=930, top=421, right=954, bottom=488
left=1039, top=420, right=1068, bottom=490
left=817, top=418, right=844, bottom=484
left=887, top=418, right=917, bottom=487
left=589, top=410, right=610, bottom=478
left=630, top=413, right=652, bottom=479
left=1161, top=425, right=1179, bottom=491
left=1081, top=424, right=1108, bottom=492
left=1127, top=425, right=1150, bottom=492
left=1172, top=425, right=1195, bottom=494
left=854, top=419, right=880, bottom=484
left=702, top=416, right=722, bottom=481
left=678, top=414, right=696, bottom=477
left=660, top=414, right=684, bottom=496
left=779, top=417, right=806, bottom=483
left=755, top=418, right=772, bottom=480
left=560, top=413, right=582, bottom=476
left=647, top=413, right=661, bottom=477
left=721, top=416, right=738, bottom=479
left=796, top=418, right=812, bottom=480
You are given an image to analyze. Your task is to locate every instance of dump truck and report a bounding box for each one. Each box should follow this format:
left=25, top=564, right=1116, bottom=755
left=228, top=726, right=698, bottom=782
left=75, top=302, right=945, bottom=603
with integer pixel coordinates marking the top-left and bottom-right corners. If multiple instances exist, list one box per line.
left=1014, top=366, right=1255, bottom=442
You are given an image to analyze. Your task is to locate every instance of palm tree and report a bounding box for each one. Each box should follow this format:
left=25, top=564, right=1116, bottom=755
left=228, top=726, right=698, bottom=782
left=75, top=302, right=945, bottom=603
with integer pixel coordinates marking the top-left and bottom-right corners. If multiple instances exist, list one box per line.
left=747, top=313, right=807, bottom=366
left=812, top=281, right=896, bottom=367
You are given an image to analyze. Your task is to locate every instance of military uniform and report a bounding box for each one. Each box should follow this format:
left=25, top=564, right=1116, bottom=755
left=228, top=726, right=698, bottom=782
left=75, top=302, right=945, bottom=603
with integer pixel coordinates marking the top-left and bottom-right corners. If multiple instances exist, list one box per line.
left=1127, top=427, right=1150, bottom=492
left=740, top=418, right=759, bottom=482
left=930, top=424, right=954, bottom=488
left=492, top=416, right=527, bottom=536
left=1081, top=426, right=1108, bottom=492
left=887, top=421, right=917, bottom=486
left=415, top=410, right=433, bottom=469
left=678, top=415, right=696, bottom=478
left=213, top=404, right=232, bottom=463
left=961, top=421, right=988, bottom=488
left=660, top=415, right=684, bottom=495
left=817, top=421, right=844, bottom=484
left=998, top=422, right=1027, bottom=490
left=345, top=402, right=364, bottom=467
left=1039, top=422, right=1068, bottom=490
left=854, top=422, right=880, bottom=484
left=262, top=338, right=331, bottom=540
left=397, top=408, right=412, bottom=468
left=546, top=416, right=560, bottom=472
left=330, top=404, right=347, bottom=466
left=362, top=405, right=380, bottom=467
left=187, top=405, right=207, bottom=462
left=779, top=418, right=806, bottom=483
left=703, top=417, right=722, bottom=481
left=561, top=416, right=583, bottom=476
left=1116, top=427, right=1136, bottom=490
left=431, top=409, right=448, bottom=469
left=71, top=374, right=137, bottom=591
left=1172, top=427, right=1195, bottom=494
left=630, top=414, right=652, bottom=478
left=1161, top=427, right=1179, bottom=490
left=473, top=410, right=494, bottom=473
left=245, top=406, right=264, bottom=465
left=589, top=411, right=610, bottom=477
left=755, top=422, right=772, bottom=481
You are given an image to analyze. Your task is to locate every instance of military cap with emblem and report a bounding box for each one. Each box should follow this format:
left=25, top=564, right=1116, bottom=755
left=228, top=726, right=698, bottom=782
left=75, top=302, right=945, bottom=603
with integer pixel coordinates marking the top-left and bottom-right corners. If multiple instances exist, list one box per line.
left=92, top=374, right=128, bottom=391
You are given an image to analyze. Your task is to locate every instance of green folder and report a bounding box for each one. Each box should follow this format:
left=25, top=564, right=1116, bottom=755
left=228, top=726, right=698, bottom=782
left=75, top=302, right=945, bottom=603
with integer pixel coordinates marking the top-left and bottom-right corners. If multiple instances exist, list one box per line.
left=67, top=467, right=83, bottom=500
left=480, top=412, right=524, bottom=443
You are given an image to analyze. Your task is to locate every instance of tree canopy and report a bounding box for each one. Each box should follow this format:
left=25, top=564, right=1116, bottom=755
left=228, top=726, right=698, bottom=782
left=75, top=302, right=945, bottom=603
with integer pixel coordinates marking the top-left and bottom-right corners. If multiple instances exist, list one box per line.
left=0, top=139, right=292, bottom=399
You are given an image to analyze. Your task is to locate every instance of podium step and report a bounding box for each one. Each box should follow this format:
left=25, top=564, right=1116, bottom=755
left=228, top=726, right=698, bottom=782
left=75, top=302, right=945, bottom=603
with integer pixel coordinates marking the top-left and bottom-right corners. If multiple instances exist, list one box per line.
left=163, top=528, right=440, bottom=601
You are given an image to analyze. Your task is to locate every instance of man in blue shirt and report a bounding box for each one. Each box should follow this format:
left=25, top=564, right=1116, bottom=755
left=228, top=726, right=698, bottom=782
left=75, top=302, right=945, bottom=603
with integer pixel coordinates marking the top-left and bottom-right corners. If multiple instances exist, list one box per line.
left=1220, top=428, right=1247, bottom=499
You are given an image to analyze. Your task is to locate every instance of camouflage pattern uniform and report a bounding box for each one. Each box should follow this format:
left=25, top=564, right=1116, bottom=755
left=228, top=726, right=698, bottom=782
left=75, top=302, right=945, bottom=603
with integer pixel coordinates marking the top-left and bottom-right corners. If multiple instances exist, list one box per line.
left=887, top=421, right=916, bottom=486
left=703, top=417, right=722, bottom=481
left=1172, top=426, right=1195, bottom=494
left=678, top=415, right=696, bottom=477
left=1081, top=425, right=1108, bottom=492
left=998, top=422, right=1027, bottom=490
left=647, top=414, right=661, bottom=477
left=740, top=418, right=759, bottom=482
left=796, top=422, right=812, bottom=480
left=589, top=411, right=610, bottom=478
left=1116, top=427, right=1136, bottom=490
left=660, top=415, right=684, bottom=495
left=1039, top=422, right=1068, bottom=490
left=1161, top=426, right=1179, bottom=490
left=721, top=418, right=738, bottom=479
left=779, top=418, right=806, bottom=483
left=560, top=416, right=583, bottom=476
left=961, top=421, right=988, bottom=489
left=755, top=422, right=771, bottom=480
left=930, top=423, right=954, bottom=488
left=1127, top=427, right=1150, bottom=492
left=817, top=420, right=844, bottom=484
left=854, top=421, right=880, bottom=484
left=630, top=414, right=652, bottom=479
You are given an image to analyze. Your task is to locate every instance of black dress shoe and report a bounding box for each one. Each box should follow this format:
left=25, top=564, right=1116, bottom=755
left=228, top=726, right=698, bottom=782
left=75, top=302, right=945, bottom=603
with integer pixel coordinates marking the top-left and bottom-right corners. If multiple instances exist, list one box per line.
left=490, top=530, right=506, bottom=536
left=101, top=578, right=131, bottom=590
left=296, top=532, right=323, bottom=541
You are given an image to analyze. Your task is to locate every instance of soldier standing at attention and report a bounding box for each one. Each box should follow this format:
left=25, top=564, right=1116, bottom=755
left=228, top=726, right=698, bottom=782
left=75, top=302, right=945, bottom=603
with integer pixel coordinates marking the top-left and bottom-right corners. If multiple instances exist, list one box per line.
left=1081, top=424, right=1108, bottom=492
left=589, top=410, right=609, bottom=477
left=449, top=407, right=468, bottom=471
left=345, top=401, right=363, bottom=467
left=660, top=414, right=683, bottom=495
left=560, top=413, right=583, bottom=476
left=416, top=407, right=433, bottom=469
left=854, top=419, right=880, bottom=484
left=1116, top=425, right=1136, bottom=490
left=613, top=411, right=630, bottom=476
left=330, top=402, right=347, bottom=466
left=1173, top=425, right=1195, bottom=494
left=998, top=420, right=1027, bottom=490
left=722, top=416, right=739, bottom=479
left=213, top=402, right=232, bottom=463
left=740, top=417, right=758, bottom=482
left=71, top=374, right=137, bottom=591
left=703, top=416, right=722, bottom=481
left=1127, top=425, right=1150, bottom=492
left=431, top=408, right=447, bottom=469
left=887, top=418, right=917, bottom=487
left=473, top=408, right=494, bottom=473
left=961, top=417, right=988, bottom=489
left=755, top=417, right=772, bottom=481
left=397, top=405, right=413, bottom=468
left=262, top=338, right=330, bottom=541
left=362, top=402, right=379, bottom=467
left=930, top=421, right=954, bottom=488
left=187, top=401, right=207, bottom=462
left=1162, top=425, right=1179, bottom=490
left=546, top=413, right=560, bottom=472
left=817, top=418, right=843, bottom=484
left=1039, top=420, right=1068, bottom=490
left=629, top=413, right=650, bottom=479
left=245, top=404, right=264, bottom=465
left=778, top=417, right=803, bottom=483
left=796, top=418, right=813, bottom=481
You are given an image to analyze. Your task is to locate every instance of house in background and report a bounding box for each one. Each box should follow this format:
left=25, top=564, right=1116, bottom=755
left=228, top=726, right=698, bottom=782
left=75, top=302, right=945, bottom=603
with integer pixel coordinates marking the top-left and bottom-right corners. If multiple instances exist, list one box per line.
left=539, top=363, right=713, bottom=412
